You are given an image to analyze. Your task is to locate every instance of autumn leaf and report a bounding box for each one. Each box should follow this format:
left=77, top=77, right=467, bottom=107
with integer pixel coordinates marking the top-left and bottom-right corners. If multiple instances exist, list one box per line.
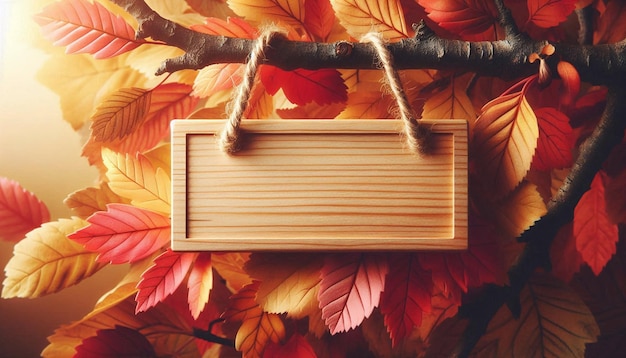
left=43, top=295, right=196, bottom=357
left=574, top=172, right=619, bottom=275
left=531, top=107, right=574, bottom=171
left=263, top=333, right=317, bottom=358
left=34, top=0, right=145, bottom=59
left=187, top=253, right=213, bottom=320
left=227, top=0, right=305, bottom=30
left=490, top=181, right=547, bottom=238
left=68, top=204, right=170, bottom=264
left=550, top=223, right=583, bottom=282
left=64, top=181, right=128, bottom=219
left=421, top=74, right=476, bottom=123
left=330, top=0, right=409, bottom=40
left=526, top=0, right=577, bottom=29
left=473, top=80, right=539, bottom=198
left=246, top=253, right=323, bottom=318
left=556, top=61, right=581, bottom=107
left=277, top=101, right=345, bottom=119
left=0, top=177, right=50, bottom=242
left=2, top=218, right=105, bottom=298
left=336, top=90, right=394, bottom=119
left=222, top=281, right=286, bottom=358
left=37, top=53, right=148, bottom=129
left=419, top=0, right=499, bottom=38
left=102, top=148, right=170, bottom=215
left=74, top=325, right=157, bottom=358
left=213, top=252, right=253, bottom=292
left=135, top=249, right=197, bottom=313
left=593, top=0, right=626, bottom=44
left=472, top=273, right=599, bottom=357
left=260, top=66, right=348, bottom=106
left=318, top=253, right=388, bottom=334
left=304, top=0, right=335, bottom=40
left=379, top=253, right=432, bottom=347
left=90, top=87, right=152, bottom=142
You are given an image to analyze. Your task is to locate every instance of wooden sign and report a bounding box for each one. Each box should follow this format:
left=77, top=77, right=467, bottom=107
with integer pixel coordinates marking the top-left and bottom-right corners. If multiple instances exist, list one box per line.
left=171, top=119, right=468, bottom=251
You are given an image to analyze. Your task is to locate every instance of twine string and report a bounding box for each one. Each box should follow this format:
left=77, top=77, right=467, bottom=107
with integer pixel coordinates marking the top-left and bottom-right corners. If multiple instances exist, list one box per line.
left=361, top=33, right=430, bottom=154
left=220, top=29, right=281, bottom=154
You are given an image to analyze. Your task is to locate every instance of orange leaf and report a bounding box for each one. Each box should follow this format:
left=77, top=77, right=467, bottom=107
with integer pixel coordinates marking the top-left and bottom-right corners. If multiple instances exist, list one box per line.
left=0, top=177, right=50, bottom=242
left=74, top=326, right=156, bottom=358
left=223, top=281, right=263, bottom=323
left=109, top=83, right=198, bottom=154
left=187, top=253, right=213, bottom=320
left=421, top=74, right=476, bottom=123
left=212, top=252, right=253, bottom=292
left=227, top=0, right=305, bottom=30
left=419, top=0, right=499, bottom=38
left=304, top=0, right=335, bottom=40
left=64, top=181, right=128, bottom=219
left=90, top=87, right=152, bottom=143
left=573, top=172, right=619, bottom=275
left=34, top=0, right=144, bottom=59
left=336, top=90, right=394, bottom=119
left=2, top=218, right=105, bottom=298
left=135, top=250, right=197, bottom=313
left=191, top=17, right=257, bottom=38
left=490, top=181, right=547, bottom=238
left=260, top=66, right=348, bottom=106
left=473, top=82, right=539, bottom=198
left=318, top=253, right=388, bottom=334
left=473, top=273, right=599, bottom=357
left=557, top=61, right=581, bottom=107
left=246, top=253, right=322, bottom=318
left=277, top=101, right=345, bottom=119
left=526, top=0, right=577, bottom=28
left=379, top=253, right=432, bottom=347
left=532, top=107, right=573, bottom=171
left=330, top=0, right=409, bottom=40
left=593, top=0, right=626, bottom=44
left=68, top=204, right=170, bottom=264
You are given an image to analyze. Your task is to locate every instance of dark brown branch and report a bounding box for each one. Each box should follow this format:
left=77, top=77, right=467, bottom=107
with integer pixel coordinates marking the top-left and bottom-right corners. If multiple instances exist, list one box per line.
left=193, top=319, right=234, bottom=347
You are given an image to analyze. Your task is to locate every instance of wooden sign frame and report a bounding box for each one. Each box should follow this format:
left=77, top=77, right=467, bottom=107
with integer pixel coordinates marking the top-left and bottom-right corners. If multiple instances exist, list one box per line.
left=171, top=119, right=467, bottom=251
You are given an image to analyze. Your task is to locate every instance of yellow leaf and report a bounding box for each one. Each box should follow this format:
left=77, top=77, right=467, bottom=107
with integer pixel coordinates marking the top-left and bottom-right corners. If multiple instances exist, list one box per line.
left=422, top=75, right=476, bottom=123
left=101, top=148, right=171, bottom=215
left=337, top=90, right=394, bottom=119
left=37, top=53, right=148, bottom=129
left=64, top=181, right=129, bottom=219
left=473, top=273, right=599, bottom=357
left=143, top=143, right=171, bottom=175
left=246, top=253, right=323, bottom=318
left=341, top=69, right=384, bottom=93
left=2, top=217, right=105, bottom=298
left=330, top=0, right=409, bottom=41
left=213, top=252, right=253, bottom=292
left=126, top=44, right=195, bottom=84
left=473, top=91, right=539, bottom=198
left=236, top=313, right=286, bottom=358
left=43, top=295, right=196, bottom=358
left=91, top=87, right=152, bottom=142
left=227, top=0, right=305, bottom=30
left=145, top=0, right=206, bottom=27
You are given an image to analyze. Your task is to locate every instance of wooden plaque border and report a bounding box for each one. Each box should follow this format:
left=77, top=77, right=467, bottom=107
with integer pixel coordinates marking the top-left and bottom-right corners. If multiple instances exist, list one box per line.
left=171, top=119, right=467, bottom=251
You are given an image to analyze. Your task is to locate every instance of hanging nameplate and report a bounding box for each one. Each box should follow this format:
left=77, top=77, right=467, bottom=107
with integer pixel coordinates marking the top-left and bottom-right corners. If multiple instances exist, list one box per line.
left=171, top=119, right=467, bottom=251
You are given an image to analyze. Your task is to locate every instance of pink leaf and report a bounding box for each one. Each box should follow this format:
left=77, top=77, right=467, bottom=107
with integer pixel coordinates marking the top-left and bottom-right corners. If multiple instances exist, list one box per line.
left=260, top=66, right=348, bottom=106
left=68, top=203, right=170, bottom=264
left=318, top=253, right=388, bottom=334
left=379, top=253, right=433, bottom=346
left=135, top=250, right=197, bottom=313
left=573, top=172, right=619, bottom=275
left=74, top=325, right=156, bottom=358
left=34, top=0, right=145, bottom=59
left=187, top=253, right=213, bottom=320
left=0, top=177, right=50, bottom=242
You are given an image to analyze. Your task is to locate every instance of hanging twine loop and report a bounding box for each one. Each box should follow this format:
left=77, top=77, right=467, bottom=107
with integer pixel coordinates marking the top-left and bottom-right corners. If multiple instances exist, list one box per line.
left=361, top=33, right=430, bottom=155
left=220, top=28, right=283, bottom=154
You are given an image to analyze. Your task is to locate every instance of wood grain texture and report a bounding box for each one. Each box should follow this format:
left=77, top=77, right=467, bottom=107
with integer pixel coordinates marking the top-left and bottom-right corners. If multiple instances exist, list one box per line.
left=171, top=120, right=467, bottom=251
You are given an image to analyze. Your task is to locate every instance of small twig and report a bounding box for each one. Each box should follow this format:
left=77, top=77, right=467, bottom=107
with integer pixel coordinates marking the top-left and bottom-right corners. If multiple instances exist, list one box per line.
left=193, top=318, right=235, bottom=347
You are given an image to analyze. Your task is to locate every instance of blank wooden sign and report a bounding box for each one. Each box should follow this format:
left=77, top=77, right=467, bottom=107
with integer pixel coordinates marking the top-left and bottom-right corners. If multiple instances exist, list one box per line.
left=171, top=119, right=467, bottom=251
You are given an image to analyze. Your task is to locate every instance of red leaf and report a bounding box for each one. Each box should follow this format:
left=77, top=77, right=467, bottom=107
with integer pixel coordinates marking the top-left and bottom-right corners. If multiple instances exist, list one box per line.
left=110, top=83, right=198, bottom=154
left=318, top=253, right=388, bottom=334
left=556, top=61, right=581, bottom=108
left=550, top=223, right=583, bottom=282
left=526, top=0, right=576, bottom=28
left=304, top=0, right=335, bottom=40
left=418, top=0, right=499, bottom=38
left=0, top=177, right=50, bottom=242
left=187, top=253, right=213, bottom=320
left=74, top=325, right=156, bottom=358
left=531, top=107, right=573, bottom=171
left=135, top=250, right=197, bottom=313
left=34, top=0, right=144, bottom=59
left=379, top=253, right=432, bottom=347
left=263, top=333, right=317, bottom=358
left=68, top=204, right=170, bottom=264
left=573, top=172, right=619, bottom=275
left=260, top=66, right=348, bottom=106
